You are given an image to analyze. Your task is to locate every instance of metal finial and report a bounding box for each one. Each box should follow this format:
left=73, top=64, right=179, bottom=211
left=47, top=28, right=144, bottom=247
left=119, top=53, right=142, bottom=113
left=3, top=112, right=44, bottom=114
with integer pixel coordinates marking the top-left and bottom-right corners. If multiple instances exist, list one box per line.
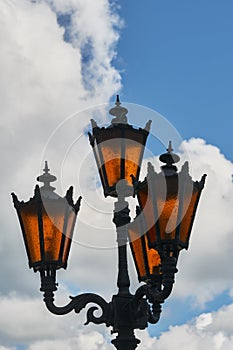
left=167, top=141, right=173, bottom=154
left=109, top=95, right=128, bottom=124
left=116, top=94, right=120, bottom=105
left=91, top=119, right=98, bottom=129
left=144, top=120, right=152, bottom=132
left=44, top=161, right=49, bottom=174
left=159, top=142, right=180, bottom=175
left=37, top=161, right=57, bottom=192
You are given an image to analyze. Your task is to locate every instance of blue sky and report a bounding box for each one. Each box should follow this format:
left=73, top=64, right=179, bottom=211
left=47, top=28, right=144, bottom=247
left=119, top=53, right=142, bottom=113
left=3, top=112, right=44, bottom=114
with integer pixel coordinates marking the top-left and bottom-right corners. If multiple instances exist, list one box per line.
left=116, top=0, right=233, bottom=162
left=115, top=0, right=233, bottom=337
left=1, top=1, right=233, bottom=349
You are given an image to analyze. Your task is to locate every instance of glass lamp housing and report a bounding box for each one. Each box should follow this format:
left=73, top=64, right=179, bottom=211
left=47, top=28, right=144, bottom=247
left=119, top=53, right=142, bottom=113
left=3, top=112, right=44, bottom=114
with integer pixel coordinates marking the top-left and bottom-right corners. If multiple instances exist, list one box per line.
left=89, top=96, right=151, bottom=197
left=128, top=207, right=161, bottom=283
left=136, top=144, right=206, bottom=253
left=12, top=162, right=81, bottom=271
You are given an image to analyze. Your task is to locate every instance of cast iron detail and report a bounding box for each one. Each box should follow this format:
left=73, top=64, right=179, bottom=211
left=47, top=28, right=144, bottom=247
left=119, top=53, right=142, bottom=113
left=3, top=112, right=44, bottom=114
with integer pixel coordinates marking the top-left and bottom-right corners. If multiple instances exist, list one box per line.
left=37, top=180, right=177, bottom=350
left=40, top=268, right=112, bottom=326
left=12, top=110, right=206, bottom=350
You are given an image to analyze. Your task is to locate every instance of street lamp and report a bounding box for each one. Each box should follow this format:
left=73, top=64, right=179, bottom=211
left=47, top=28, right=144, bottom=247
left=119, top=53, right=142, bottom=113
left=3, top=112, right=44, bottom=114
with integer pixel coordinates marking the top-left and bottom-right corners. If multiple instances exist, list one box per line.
left=12, top=97, right=206, bottom=350
left=88, top=95, right=151, bottom=197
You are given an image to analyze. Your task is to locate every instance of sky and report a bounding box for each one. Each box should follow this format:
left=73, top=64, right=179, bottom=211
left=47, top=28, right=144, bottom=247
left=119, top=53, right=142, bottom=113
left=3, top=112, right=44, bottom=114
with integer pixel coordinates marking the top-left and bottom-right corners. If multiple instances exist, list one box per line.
left=1, top=0, right=233, bottom=349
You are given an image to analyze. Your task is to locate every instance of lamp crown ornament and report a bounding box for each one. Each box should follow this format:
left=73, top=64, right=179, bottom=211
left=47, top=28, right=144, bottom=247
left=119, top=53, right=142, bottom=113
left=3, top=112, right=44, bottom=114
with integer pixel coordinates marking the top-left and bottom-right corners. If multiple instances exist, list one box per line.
left=109, top=94, right=128, bottom=124
left=159, top=141, right=180, bottom=175
left=36, top=161, right=58, bottom=199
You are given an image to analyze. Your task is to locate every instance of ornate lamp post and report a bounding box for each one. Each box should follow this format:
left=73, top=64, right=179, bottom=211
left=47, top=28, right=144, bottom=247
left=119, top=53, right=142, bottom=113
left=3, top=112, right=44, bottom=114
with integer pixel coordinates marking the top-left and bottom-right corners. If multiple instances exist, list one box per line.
left=12, top=97, right=206, bottom=350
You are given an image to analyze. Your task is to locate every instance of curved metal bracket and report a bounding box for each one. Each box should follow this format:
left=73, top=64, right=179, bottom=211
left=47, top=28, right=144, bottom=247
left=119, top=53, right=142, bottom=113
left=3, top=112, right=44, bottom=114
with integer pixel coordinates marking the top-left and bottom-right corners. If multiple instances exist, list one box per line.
left=40, top=269, right=112, bottom=327
left=132, top=256, right=178, bottom=325
left=43, top=290, right=112, bottom=326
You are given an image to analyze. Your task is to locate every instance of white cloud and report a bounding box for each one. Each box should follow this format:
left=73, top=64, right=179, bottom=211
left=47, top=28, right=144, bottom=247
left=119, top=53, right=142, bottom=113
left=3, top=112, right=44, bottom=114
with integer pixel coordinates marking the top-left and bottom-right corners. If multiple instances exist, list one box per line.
left=172, top=138, right=233, bottom=306
left=0, top=293, right=233, bottom=349
left=0, top=291, right=111, bottom=347
left=28, top=332, right=111, bottom=350
left=0, top=0, right=121, bottom=297
left=1, top=0, right=233, bottom=349
left=153, top=304, right=233, bottom=350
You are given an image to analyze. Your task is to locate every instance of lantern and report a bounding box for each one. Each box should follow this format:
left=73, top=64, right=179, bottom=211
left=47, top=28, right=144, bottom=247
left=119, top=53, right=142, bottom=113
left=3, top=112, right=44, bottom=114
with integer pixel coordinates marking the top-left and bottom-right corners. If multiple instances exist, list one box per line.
left=128, top=207, right=161, bottom=284
left=136, top=142, right=206, bottom=255
left=11, top=162, right=81, bottom=271
left=89, top=95, right=151, bottom=197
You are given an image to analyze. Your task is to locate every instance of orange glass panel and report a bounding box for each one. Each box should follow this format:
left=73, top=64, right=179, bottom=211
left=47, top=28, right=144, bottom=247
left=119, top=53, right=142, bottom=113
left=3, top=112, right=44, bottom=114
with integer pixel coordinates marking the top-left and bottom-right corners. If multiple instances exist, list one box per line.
left=147, top=244, right=160, bottom=276
left=132, top=239, right=147, bottom=279
left=128, top=217, right=161, bottom=281
left=93, top=141, right=108, bottom=190
left=62, top=209, right=76, bottom=265
left=138, top=174, right=180, bottom=245
left=42, top=201, right=65, bottom=262
left=138, top=184, right=157, bottom=246
left=179, top=189, right=199, bottom=245
left=100, top=139, right=121, bottom=187
left=158, top=175, right=179, bottom=240
left=157, top=197, right=179, bottom=240
left=20, top=202, right=41, bottom=265
left=125, top=139, right=142, bottom=186
left=128, top=221, right=147, bottom=279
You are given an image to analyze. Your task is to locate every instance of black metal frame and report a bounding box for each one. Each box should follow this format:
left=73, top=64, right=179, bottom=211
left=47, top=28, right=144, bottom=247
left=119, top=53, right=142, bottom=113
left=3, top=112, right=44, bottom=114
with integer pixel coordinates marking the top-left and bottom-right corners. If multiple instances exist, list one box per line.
left=135, top=158, right=206, bottom=253
left=88, top=96, right=151, bottom=198
left=39, top=181, right=178, bottom=350
left=12, top=103, right=206, bottom=350
left=11, top=185, right=81, bottom=271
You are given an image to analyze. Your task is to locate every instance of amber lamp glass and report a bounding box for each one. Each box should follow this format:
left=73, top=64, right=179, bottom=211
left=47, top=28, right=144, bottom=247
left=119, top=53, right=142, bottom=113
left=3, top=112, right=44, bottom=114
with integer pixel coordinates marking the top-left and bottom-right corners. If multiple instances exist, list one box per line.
left=137, top=143, right=206, bottom=253
left=11, top=162, right=81, bottom=271
left=128, top=207, right=161, bottom=283
left=88, top=95, right=151, bottom=197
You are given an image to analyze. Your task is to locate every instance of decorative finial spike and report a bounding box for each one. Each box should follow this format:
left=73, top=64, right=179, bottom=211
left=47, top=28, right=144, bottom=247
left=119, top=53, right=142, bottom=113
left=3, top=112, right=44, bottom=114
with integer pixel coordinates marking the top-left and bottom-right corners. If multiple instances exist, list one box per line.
left=148, top=161, right=155, bottom=173
left=37, top=162, right=57, bottom=191
left=199, top=174, right=207, bottom=189
left=136, top=205, right=141, bottom=217
left=74, top=196, right=82, bottom=214
left=91, top=119, right=98, bottom=129
left=181, top=161, right=189, bottom=173
left=144, top=120, right=152, bottom=132
left=44, top=161, right=49, bottom=174
left=11, top=192, right=20, bottom=207
left=109, top=95, right=128, bottom=124
left=159, top=142, right=180, bottom=173
left=167, top=141, right=173, bottom=154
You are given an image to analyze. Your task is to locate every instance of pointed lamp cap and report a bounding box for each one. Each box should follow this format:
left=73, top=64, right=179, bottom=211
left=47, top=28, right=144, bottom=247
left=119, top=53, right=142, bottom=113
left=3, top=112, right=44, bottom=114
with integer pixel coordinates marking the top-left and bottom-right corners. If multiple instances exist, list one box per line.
left=109, top=95, right=128, bottom=124
left=37, top=161, right=59, bottom=199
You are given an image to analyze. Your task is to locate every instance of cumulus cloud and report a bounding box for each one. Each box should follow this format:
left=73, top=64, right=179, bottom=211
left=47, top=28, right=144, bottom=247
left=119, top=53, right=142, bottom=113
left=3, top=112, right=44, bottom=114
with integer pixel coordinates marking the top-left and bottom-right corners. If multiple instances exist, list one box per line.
left=1, top=293, right=233, bottom=349
left=1, top=1, right=233, bottom=349
left=0, top=0, right=121, bottom=296
left=152, top=303, right=233, bottom=350
left=0, top=289, right=111, bottom=347
left=173, top=138, right=233, bottom=306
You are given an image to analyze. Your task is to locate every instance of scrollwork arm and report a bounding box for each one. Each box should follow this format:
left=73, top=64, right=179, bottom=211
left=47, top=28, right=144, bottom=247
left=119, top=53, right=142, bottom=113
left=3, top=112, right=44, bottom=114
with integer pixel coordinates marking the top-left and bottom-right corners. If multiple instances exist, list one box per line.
left=132, top=256, right=178, bottom=325
left=40, top=270, right=112, bottom=326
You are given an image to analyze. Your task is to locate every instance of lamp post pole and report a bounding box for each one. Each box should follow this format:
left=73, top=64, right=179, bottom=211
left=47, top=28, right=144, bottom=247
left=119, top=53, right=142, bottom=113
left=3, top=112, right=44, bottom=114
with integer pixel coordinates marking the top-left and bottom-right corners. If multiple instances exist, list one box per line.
left=111, top=180, right=141, bottom=350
